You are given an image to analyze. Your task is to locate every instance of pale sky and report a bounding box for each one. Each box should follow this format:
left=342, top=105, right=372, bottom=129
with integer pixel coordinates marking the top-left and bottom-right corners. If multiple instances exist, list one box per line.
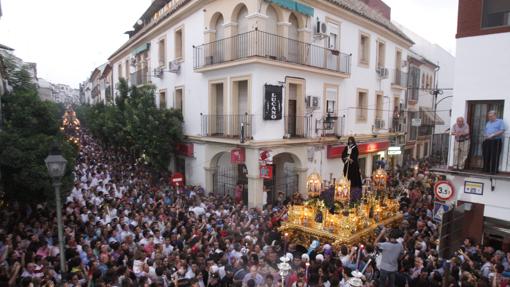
left=0, top=0, right=458, bottom=88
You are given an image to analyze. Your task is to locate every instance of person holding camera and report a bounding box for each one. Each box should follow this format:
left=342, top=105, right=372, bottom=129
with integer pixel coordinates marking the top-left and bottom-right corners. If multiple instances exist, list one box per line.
left=374, top=227, right=403, bottom=287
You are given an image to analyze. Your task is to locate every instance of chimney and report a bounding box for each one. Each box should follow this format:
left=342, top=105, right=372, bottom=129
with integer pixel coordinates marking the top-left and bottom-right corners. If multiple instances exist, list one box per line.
left=360, top=0, right=391, bottom=20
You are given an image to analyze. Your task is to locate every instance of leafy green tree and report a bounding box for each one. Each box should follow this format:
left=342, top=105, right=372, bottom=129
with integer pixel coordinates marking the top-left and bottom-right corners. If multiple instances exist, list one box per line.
left=76, top=79, right=183, bottom=170
left=0, top=79, right=76, bottom=203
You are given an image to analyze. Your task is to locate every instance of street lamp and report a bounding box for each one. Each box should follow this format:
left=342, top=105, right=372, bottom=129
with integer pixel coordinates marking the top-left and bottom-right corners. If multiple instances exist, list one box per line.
left=45, top=147, right=67, bottom=273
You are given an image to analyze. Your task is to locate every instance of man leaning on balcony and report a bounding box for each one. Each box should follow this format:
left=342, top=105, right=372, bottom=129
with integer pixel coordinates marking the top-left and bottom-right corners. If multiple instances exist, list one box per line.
left=451, top=116, right=470, bottom=170
left=482, top=111, right=506, bottom=174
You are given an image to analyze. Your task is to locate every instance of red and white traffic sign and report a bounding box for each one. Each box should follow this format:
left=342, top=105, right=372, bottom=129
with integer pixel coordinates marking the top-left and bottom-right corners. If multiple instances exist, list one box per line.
left=434, top=180, right=455, bottom=201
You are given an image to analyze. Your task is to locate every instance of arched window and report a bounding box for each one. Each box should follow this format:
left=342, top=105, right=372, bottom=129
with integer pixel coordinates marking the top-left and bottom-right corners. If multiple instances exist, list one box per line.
left=214, top=14, right=225, bottom=41
left=289, top=13, right=299, bottom=40
left=266, top=5, right=278, bottom=35
left=237, top=5, right=249, bottom=35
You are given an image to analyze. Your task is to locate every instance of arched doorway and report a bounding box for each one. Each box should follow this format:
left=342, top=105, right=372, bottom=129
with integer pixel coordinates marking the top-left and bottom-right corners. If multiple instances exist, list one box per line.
left=264, top=153, right=300, bottom=204
left=288, top=13, right=299, bottom=62
left=212, top=152, right=248, bottom=203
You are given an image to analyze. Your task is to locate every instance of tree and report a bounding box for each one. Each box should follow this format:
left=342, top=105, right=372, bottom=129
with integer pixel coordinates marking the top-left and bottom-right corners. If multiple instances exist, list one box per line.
left=76, top=79, right=183, bottom=170
left=0, top=66, right=76, bottom=203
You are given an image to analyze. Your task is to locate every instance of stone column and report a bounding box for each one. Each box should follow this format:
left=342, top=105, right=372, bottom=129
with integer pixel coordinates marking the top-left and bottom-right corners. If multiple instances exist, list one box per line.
left=296, top=167, right=308, bottom=198
left=277, top=22, right=291, bottom=60
left=204, top=166, right=217, bottom=195
left=247, top=174, right=264, bottom=208
left=223, top=22, right=238, bottom=61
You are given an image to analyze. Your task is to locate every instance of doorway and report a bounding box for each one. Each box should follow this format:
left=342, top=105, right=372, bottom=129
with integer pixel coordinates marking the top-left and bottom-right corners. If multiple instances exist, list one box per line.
left=466, top=101, right=504, bottom=169
left=286, top=81, right=305, bottom=137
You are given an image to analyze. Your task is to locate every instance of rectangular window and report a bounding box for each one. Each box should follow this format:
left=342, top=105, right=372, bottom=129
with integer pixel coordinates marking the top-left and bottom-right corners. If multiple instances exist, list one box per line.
left=175, top=87, right=183, bottom=111
left=118, top=63, right=123, bottom=80
left=175, top=27, right=183, bottom=60
left=359, top=33, right=370, bottom=65
left=357, top=90, right=368, bottom=121
left=376, top=40, right=385, bottom=68
left=324, top=85, right=338, bottom=115
left=125, top=60, right=130, bottom=81
left=376, top=93, right=384, bottom=120
left=395, top=50, right=402, bottom=70
left=159, top=90, right=166, bottom=109
left=482, top=0, right=510, bottom=28
left=158, top=38, right=166, bottom=67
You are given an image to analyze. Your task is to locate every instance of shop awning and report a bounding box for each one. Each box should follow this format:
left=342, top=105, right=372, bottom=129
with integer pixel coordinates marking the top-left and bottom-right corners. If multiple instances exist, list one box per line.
left=265, top=0, right=314, bottom=17
left=132, top=43, right=150, bottom=55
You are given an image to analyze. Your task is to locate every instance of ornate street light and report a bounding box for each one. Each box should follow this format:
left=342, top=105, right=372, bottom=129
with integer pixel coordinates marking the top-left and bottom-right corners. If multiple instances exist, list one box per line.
left=45, top=147, right=67, bottom=273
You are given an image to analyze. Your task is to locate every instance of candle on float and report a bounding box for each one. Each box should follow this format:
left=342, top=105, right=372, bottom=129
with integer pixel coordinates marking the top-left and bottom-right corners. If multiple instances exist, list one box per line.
left=356, top=244, right=364, bottom=270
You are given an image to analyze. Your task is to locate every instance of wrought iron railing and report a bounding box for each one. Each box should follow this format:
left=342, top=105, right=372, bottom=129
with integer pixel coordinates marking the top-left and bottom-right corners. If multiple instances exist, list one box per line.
left=392, top=69, right=408, bottom=87
left=200, top=113, right=253, bottom=139
left=194, top=29, right=351, bottom=74
left=431, top=134, right=510, bottom=173
left=285, top=115, right=312, bottom=138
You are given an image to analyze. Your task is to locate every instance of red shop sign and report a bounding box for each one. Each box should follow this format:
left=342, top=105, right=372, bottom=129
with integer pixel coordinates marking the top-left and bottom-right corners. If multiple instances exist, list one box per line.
left=231, top=148, right=245, bottom=164
left=170, top=172, right=185, bottom=187
left=260, top=165, right=273, bottom=179
left=176, top=143, right=194, bottom=157
left=327, top=140, right=390, bottom=159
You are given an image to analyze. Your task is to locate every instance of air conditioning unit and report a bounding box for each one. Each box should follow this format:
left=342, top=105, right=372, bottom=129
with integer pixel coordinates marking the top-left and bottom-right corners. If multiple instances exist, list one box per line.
left=130, top=57, right=137, bottom=67
left=401, top=60, right=408, bottom=68
left=168, top=60, right=181, bottom=73
left=312, top=96, right=319, bottom=109
left=153, top=67, right=164, bottom=78
left=375, top=119, right=385, bottom=129
left=376, top=66, right=389, bottom=79
left=305, top=96, right=320, bottom=110
left=314, top=19, right=328, bottom=38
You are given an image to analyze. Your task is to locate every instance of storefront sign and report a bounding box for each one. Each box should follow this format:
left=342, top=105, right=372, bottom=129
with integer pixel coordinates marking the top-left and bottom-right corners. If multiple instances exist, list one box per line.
left=464, top=181, right=484, bottom=195
left=263, top=85, right=283, bottom=120
left=412, top=118, right=422, bottom=127
left=176, top=143, right=194, bottom=157
left=388, top=146, right=401, bottom=155
left=434, top=180, right=455, bottom=201
left=170, top=172, right=185, bottom=187
left=259, top=149, right=273, bottom=164
left=327, top=140, right=390, bottom=159
left=260, top=165, right=273, bottom=179
left=231, top=148, right=245, bottom=164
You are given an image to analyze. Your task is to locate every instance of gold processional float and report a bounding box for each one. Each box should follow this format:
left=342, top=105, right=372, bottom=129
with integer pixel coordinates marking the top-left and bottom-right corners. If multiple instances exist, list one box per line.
left=279, top=168, right=402, bottom=249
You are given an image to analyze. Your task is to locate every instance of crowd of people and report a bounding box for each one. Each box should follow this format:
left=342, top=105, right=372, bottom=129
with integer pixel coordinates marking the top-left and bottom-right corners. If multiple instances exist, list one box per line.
left=0, top=130, right=509, bottom=287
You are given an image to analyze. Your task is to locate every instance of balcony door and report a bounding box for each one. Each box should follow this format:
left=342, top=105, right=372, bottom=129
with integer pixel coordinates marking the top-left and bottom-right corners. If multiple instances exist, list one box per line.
left=210, top=83, right=225, bottom=135
left=235, top=6, right=249, bottom=59
left=466, top=100, right=504, bottom=169
left=265, top=5, right=279, bottom=59
left=286, top=82, right=305, bottom=137
left=232, top=80, right=248, bottom=136
left=288, top=14, right=299, bottom=63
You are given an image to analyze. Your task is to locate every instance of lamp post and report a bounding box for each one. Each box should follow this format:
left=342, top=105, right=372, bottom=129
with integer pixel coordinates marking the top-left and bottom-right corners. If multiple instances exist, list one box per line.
left=45, top=147, right=68, bottom=273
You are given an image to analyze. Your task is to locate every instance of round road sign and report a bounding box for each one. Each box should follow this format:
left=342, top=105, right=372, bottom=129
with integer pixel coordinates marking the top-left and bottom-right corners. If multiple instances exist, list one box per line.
left=434, top=180, right=455, bottom=201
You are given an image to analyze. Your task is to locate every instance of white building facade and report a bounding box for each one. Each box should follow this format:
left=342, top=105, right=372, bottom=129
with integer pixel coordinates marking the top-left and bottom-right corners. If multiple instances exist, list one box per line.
left=109, top=0, right=413, bottom=207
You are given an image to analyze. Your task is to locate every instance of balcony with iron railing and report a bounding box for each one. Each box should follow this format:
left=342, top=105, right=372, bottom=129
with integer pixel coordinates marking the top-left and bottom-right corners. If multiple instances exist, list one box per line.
left=200, top=113, right=253, bottom=140
left=284, top=115, right=313, bottom=138
left=130, top=67, right=149, bottom=86
left=391, top=69, right=408, bottom=88
left=193, top=29, right=351, bottom=75
left=430, top=135, right=510, bottom=179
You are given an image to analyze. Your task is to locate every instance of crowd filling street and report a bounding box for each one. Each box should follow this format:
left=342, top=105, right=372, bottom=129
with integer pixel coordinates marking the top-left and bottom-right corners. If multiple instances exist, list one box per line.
left=1, top=130, right=510, bottom=287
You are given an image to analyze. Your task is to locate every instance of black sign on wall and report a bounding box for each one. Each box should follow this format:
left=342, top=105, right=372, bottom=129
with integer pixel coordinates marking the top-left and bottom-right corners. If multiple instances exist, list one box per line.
left=264, top=84, right=283, bottom=120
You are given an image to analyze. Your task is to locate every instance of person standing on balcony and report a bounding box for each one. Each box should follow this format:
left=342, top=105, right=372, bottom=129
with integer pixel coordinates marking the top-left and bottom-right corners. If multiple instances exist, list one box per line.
left=482, top=111, right=506, bottom=174
left=451, top=116, right=470, bottom=169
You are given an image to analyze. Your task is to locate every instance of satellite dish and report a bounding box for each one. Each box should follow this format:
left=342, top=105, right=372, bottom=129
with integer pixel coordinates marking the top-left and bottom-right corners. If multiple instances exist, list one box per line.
left=137, top=19, right=143, bottom=25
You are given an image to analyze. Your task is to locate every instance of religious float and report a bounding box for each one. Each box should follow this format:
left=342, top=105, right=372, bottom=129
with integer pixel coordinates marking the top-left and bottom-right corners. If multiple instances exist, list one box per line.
left=280, top=168, right=402, bottom=249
